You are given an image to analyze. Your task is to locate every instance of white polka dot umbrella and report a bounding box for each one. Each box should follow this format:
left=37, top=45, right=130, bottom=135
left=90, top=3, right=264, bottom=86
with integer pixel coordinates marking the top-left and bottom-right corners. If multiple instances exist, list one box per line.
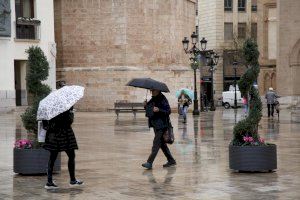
left=37, top=85, right=85, bottom=120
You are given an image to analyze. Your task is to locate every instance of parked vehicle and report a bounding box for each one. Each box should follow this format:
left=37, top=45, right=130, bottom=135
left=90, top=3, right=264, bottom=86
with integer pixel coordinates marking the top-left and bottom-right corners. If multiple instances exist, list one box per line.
left=222, top=86, right=242, bottom=109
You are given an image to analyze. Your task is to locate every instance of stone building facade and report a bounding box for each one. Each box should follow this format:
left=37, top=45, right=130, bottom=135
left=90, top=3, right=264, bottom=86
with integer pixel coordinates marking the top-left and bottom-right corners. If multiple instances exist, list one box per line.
left=197, top=0, right=258, bottom=103
left=54, top=0, right=196, bottom=111
left=258, top=0, right=300, bottom=105
left=257, top=0, right=277, bottom=95
left=276, top=0, right=300, bottom=105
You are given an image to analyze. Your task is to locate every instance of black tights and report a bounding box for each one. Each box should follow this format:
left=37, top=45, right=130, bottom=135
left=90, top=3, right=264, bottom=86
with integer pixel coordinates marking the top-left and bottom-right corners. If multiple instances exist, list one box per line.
left=47, top=150, right=76, bottom=183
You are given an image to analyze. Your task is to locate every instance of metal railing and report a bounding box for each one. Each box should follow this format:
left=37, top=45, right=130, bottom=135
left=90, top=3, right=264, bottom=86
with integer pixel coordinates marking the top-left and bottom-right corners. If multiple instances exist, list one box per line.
left=15, top=17, right=40, bottom=40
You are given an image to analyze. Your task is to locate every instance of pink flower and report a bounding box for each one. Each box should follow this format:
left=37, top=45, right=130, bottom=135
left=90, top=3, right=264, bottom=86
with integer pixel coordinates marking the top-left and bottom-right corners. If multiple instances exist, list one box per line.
left=259, top=138, right=265, bottom=143
left=248, top=137, right=254, bottom=142
left=14, top=139, right=33, bottom=149
left=243, top=136, right=254, bottom=143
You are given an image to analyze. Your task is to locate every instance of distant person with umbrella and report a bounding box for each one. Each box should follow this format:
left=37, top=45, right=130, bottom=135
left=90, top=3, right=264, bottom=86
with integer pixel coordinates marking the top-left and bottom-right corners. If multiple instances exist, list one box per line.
left=177, top=89, right=192, bottom=123
left=126, top=78, right=176, bottom=169
left=37, top=85, right=85, bottom=189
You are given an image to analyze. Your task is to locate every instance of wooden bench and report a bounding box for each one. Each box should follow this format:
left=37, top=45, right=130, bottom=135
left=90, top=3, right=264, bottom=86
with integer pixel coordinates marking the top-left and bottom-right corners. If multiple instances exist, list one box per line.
left=109, top=102, right=145, bottom=117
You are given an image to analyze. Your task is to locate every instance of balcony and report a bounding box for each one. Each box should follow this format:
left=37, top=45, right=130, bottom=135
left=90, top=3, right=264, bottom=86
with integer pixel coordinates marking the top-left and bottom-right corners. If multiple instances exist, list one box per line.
left=15, top=17, right=40, bottom=40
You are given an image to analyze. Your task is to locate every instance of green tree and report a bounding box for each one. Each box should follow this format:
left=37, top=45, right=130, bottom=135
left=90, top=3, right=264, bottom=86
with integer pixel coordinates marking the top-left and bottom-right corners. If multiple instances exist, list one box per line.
left=21, top=46, right=51, bottom=135
left=232, top=39, right=263, bottom=145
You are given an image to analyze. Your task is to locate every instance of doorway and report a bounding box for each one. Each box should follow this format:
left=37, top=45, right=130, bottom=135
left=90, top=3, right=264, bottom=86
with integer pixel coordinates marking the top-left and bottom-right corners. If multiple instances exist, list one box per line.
left=14, top=60, right=28, bottom=106
left=202, top=81, right=212, bottom=107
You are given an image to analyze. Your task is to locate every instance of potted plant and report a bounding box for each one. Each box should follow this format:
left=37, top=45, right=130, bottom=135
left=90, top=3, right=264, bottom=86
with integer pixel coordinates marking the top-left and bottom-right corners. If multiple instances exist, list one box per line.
left=14, top=46, right=61, bottom=174
left=229, top=39, right=277, bottom=172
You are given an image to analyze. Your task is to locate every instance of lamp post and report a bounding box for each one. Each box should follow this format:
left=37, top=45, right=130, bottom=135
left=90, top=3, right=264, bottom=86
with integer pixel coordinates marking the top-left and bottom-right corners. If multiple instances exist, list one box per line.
left=206, top=51, right=219, bottom=111
left=182, top=33, right=210, bottom=115
left=233, top=61, right=238, bottom=109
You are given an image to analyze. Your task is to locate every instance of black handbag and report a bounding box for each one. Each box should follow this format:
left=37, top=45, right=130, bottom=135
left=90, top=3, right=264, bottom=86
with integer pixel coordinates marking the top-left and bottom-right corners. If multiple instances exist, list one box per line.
left=163, top=116, right=174, bottom=144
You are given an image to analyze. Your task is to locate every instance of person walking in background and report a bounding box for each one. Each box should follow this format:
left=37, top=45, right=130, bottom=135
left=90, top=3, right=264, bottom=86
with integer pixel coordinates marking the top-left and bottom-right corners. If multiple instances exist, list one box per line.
left=242, top=96, right=248, bottom=116
left=265, top=87, right=280, bottom=118
left=142, top=89, right=176, bottom=170
left=203, top=91, right=208, bottom=112
left=178, top=91, right=192, bottom=123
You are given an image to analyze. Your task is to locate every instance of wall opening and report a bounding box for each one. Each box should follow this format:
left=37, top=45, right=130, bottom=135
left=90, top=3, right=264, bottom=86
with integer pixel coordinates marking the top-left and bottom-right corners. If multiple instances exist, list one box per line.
left=14, top=60, right=28, bottom=106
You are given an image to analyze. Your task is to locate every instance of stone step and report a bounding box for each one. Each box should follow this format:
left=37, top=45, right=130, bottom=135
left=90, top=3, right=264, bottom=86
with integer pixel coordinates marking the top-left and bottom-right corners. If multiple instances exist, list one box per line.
left=14, top=106, right=28, bottom=113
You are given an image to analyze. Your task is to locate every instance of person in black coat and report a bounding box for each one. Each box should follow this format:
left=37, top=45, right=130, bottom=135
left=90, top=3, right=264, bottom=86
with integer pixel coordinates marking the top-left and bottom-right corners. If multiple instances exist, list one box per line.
left=43, top=106, right=83, bottom=189
left=142, top=89, right=176, bottom=170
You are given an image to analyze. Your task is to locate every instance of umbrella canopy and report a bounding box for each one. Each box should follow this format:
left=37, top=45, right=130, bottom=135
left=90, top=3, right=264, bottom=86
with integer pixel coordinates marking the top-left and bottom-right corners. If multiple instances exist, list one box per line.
left=37, top=85, right=85, bottom=120
left=126, top=78, right=170, bottom=93
left=176, top=88, right=194, bottom=100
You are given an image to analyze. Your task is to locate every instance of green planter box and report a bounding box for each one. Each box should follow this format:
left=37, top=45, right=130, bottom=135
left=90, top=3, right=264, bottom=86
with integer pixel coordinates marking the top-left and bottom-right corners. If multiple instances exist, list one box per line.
left=14, top=148, right=61, bottom=175
left=229, top=144, right=277, bottom=172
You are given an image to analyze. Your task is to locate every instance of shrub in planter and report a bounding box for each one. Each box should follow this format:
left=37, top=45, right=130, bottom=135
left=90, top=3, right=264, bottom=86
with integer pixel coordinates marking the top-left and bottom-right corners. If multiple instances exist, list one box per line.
left=229, top=39, right=277, bottom=172
left=14, top=46, right=61, bottom=174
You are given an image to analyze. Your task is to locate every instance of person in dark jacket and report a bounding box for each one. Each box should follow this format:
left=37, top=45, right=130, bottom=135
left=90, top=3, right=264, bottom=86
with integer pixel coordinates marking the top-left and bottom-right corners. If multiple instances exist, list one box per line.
left=142, top=89, right=176, bottom=170
left=43, top=106, right=83, bottom=189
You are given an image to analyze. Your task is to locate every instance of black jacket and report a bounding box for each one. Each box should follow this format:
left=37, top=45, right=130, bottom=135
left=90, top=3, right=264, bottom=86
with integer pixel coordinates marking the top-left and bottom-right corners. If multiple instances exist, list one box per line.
left=43, top=107, right=78, bottom=152
left=145, top=93, right=171, bottom=130
left=178, top=94, right=192, bottom=107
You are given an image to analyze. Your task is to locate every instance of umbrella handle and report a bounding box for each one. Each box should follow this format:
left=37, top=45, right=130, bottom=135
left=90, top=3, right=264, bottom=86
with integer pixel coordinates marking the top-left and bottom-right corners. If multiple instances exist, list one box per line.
left=145, top=90, right=148, bottom=101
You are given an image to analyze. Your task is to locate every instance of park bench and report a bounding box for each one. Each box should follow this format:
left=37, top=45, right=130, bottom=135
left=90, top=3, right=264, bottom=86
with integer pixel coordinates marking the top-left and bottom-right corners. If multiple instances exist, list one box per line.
left=109, top=101, right=145, bottom=117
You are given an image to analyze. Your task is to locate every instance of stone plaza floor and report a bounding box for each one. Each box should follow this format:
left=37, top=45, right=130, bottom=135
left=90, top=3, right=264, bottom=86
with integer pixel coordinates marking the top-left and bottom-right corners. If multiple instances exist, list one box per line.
left=0, top=108, right=300, bottom=199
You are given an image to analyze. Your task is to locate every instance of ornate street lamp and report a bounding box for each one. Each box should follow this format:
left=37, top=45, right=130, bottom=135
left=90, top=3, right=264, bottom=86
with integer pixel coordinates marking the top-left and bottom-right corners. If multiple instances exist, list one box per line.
left=182, top=32, right=217, bottom=114
left=182, top=32, right=210, bottom=115
left=182, top=32, right=200, bottom=115
left=233, top=61, right=238, bottom=109
left=206, top=51, right=219, bottom=111
left=200, top=37, right=207, bottom=51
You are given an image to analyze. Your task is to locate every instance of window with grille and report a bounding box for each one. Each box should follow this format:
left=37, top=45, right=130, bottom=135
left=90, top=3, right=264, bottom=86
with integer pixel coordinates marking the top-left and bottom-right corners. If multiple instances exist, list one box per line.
left=15, top=0, right=40, bottom=40
left=238, top=0, right=246, bottom=11
left=224, top=0, right=232, bottom=11
left=238, top=23, right=247, bottom=39
left=224, top=23, right=233, bottom=40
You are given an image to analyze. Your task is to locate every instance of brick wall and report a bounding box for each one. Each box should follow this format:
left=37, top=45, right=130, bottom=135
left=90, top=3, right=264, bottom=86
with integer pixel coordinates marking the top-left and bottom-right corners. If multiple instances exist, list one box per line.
left=54, top=0, right=196, bottom=111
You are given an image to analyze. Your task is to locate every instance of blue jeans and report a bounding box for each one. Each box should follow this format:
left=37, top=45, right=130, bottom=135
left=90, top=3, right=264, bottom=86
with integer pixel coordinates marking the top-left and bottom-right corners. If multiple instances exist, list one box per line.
left=180, top=106, right=188, bottom=119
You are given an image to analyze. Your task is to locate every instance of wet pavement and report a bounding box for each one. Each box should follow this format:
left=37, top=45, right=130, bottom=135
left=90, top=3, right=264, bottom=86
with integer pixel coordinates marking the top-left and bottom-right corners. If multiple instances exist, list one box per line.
left=1, top=109, right=300, bottom=199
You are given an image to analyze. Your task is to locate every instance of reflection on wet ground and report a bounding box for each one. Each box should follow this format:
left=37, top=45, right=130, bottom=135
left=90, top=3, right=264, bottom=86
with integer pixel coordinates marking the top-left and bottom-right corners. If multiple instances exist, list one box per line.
left=0, top=109, right=300, bottom=199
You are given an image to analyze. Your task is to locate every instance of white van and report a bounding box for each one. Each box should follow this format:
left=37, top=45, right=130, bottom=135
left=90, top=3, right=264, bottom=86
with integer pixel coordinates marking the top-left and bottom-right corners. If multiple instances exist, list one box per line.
left=222, top=86, right=242, bottom=109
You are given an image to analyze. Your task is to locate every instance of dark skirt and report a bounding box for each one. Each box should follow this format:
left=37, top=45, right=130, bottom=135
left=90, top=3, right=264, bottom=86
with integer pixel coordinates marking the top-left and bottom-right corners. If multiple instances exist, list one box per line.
left=43, top=126, right=78, bottom=152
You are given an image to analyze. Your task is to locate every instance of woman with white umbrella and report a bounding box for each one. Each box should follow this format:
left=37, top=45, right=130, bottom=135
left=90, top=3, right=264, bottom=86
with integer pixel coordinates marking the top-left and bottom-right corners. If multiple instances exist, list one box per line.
left=37, top=84, right=84, bottom=189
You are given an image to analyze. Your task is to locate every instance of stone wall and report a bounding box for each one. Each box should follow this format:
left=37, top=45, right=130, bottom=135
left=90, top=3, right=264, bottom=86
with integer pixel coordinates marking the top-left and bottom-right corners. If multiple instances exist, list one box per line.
left=277, top=0, right=300, bottom=104
left=257, top=0, right=276, bottom=95
left=54, top=0, right=196, bottom=111
left=58, top=66, right=194, bottom=111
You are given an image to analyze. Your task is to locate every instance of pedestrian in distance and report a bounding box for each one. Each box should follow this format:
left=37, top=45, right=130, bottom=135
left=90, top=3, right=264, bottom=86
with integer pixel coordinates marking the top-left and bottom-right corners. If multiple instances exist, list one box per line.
left=142, top=89, right=176, bottom=170
left=178, top=91, right=192, bottom=123
left=203, top=91, right=208, bottom=112
left=265, top=87, right=280, bottom=118
left=242, top=96, right=248, bottom=116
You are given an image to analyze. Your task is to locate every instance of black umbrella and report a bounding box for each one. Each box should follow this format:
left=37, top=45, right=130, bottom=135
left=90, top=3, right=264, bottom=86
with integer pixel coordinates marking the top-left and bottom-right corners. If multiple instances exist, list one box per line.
left=126, top=78, right=170, bottom=93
